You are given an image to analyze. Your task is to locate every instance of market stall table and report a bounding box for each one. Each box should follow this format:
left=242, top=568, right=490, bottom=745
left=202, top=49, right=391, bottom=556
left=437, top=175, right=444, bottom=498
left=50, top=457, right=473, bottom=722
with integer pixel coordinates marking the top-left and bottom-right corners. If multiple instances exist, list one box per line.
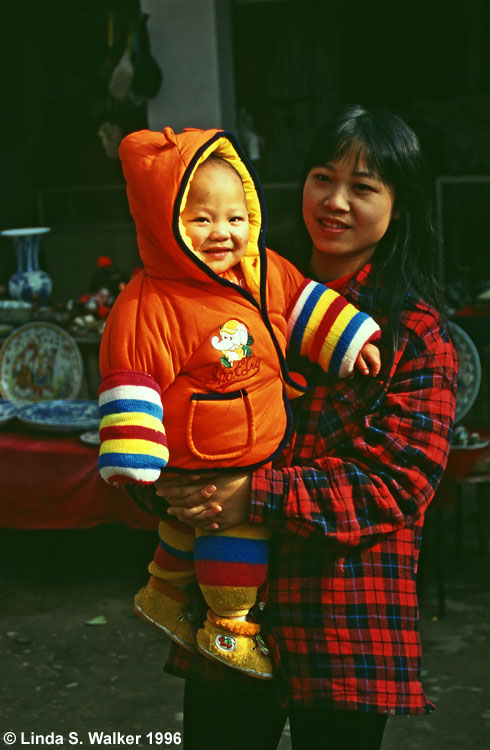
left=0, top=424, right=158, bottom=530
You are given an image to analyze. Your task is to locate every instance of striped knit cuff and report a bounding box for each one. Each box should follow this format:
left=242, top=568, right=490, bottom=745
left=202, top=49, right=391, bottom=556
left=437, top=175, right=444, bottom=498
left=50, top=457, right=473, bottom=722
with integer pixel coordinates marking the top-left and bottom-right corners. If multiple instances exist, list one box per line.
left=287, top=280, right=381, bottom=378
left=98, top=370, right=168, bottom=485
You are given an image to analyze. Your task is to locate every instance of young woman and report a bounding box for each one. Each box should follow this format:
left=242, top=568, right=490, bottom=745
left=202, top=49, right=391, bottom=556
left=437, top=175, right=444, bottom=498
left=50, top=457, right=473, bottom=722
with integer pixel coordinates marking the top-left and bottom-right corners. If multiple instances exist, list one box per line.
left=153, top=105, right=458, bottom=750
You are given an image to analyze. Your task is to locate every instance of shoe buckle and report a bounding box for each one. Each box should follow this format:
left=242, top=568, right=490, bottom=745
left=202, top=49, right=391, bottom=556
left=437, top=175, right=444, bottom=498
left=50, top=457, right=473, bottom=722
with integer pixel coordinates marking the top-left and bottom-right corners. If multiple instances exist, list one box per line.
left=179, top=606, right=198, bottom=631
left=253, top=631, right=270, bottom=656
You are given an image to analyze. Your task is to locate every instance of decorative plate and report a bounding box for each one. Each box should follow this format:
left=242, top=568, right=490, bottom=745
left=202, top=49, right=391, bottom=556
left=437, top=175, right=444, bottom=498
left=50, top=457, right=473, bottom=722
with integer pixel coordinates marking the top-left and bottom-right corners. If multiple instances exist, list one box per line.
left=0, top=322, right=83, bottom=404
left=448, top=322, right=482, bottom=424
left=79, top=430, right=101, bottom=445
left=0, top=398, right=17, bottom=426
left=450, top=439, right=489, bottom=451
left=0, top=324, right=14, bottom=338
left=17, top=400, right=100, bottom=432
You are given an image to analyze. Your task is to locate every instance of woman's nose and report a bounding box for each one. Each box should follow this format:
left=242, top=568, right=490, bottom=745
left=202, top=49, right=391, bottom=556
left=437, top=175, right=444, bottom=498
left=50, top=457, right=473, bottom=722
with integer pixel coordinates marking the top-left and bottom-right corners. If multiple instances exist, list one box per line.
left=323, top=188, right=349, bottom=212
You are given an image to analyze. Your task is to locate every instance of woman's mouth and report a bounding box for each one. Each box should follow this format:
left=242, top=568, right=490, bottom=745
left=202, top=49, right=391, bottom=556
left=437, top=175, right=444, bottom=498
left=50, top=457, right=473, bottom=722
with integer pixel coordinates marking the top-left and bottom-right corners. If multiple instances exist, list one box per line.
left=318, top=218, right=350, bottom=230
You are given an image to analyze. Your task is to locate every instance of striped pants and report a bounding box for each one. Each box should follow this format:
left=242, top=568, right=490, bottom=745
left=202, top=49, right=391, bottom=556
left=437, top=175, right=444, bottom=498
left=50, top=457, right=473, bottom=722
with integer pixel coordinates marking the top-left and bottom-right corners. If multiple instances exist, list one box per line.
left=149, top=517, right=271, bottom=617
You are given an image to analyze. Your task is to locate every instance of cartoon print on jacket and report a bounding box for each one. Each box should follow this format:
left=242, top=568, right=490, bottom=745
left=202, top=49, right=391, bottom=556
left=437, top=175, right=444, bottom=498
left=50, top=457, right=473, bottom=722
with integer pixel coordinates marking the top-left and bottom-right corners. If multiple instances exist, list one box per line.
left=211, top=319, right=254, bottom=368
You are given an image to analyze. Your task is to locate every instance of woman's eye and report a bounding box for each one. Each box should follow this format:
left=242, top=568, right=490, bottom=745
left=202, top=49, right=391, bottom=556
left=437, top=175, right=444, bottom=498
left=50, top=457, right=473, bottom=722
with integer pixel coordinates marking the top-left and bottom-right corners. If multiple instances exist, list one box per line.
left=313, top=172, right=330, bottom=183
left=355, top=183, right=376, bottom=192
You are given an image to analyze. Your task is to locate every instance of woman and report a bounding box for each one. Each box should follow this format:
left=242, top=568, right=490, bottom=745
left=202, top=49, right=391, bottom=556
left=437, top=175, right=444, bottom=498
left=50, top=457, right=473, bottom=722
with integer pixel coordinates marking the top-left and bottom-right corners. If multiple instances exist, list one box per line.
left=154, top=105, right=457, bottom=750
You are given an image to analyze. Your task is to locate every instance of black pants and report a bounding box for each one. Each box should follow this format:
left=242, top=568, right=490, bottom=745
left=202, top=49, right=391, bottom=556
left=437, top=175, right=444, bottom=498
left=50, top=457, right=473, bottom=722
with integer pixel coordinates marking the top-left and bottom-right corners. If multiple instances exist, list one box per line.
left=183, top=678, right=388, bottom=750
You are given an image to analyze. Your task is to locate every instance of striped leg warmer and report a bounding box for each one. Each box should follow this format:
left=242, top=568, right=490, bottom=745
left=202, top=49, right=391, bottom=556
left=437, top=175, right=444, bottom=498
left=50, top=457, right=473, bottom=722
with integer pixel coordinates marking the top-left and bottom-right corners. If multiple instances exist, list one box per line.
left=149, top=518, right=196, bottom=587
left=194, top=523, right=271, bottom=617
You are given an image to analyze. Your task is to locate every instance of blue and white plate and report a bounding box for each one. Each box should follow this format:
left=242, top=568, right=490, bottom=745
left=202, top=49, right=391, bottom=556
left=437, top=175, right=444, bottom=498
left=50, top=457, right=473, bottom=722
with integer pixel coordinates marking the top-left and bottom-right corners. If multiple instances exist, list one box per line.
left=0, top=398, right=17, bottom=426
left=17, top=399, right=100, bottom=432
left=79, top=430, right=101, bottom=446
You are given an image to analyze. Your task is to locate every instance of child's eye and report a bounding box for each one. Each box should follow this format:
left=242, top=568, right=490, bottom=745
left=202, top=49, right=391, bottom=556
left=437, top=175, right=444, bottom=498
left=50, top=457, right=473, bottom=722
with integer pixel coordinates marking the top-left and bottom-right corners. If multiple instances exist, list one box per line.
left=192, top=216, right=209, bottom=223
left=230, top=215, right=246, bottom=223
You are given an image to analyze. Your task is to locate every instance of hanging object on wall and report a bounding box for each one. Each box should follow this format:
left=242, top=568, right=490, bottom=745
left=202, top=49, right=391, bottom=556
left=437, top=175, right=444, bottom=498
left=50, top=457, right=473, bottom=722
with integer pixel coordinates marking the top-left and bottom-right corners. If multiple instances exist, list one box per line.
left=99, top=11, right=163, bottom=159
left=100, top=11, right=117, bottom=87
left=108, top=44, right=134, bottom=103
left=1, top=228, right=53, bottom=307
left=130, top=12, right=163, bottom=104
left=98, top=121, right=123, bottom=159
left=238, top=106, right=264, bottom=163
left=107, top=12, right=162, bottom=105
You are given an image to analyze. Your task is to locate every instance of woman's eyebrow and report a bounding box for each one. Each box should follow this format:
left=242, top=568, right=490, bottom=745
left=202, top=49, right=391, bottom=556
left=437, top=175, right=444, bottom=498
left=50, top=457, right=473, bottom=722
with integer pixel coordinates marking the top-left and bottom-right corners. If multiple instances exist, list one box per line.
left=352, top=168, right=378, bottom=178
left=322, top=162, right=378, bottom=179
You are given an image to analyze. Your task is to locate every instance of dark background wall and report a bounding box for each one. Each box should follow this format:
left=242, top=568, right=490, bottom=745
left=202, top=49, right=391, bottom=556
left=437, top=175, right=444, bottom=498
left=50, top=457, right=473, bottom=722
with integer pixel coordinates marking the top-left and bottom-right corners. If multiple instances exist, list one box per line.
left=0, top=0, right=489, bottom=303
left=232, top=0, right=490, bottom=291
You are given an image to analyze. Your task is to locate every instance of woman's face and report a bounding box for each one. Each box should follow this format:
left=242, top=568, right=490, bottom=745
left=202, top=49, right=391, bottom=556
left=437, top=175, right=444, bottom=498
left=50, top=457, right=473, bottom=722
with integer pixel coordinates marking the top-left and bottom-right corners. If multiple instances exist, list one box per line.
left=302, top=150, right=396, bottom=280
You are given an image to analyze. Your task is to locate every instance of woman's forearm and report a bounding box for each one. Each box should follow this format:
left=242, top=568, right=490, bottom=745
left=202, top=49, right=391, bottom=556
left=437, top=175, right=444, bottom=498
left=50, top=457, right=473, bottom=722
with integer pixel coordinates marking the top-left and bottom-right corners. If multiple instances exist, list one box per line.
left=249, top=343, right=456, bottom=548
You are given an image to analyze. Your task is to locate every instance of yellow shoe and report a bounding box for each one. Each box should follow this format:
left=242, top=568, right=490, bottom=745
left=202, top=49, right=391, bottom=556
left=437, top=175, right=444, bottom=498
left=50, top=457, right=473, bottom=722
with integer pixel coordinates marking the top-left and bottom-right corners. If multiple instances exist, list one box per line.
left=196, top=611, right=273, bottom=679
left=134, top=577, right=198, bottom=652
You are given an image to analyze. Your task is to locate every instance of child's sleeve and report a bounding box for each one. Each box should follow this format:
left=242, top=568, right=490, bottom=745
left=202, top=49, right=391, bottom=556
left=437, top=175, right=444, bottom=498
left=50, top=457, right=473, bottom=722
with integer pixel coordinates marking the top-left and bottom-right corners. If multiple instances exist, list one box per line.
left=97, top=288, right=173, bottom=486
left=98, top=369, right=168, bottom=485
left=286, top=279, right=381, bottom=378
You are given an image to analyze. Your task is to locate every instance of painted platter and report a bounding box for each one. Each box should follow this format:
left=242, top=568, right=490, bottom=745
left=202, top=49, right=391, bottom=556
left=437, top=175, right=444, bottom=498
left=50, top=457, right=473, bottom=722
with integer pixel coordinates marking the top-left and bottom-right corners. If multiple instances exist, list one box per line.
left=448, top=322, right=482, bottom=424
left=0, top=322, right=83, bottom=404
left=0, top=398, right=18, bottom=426
left=17, top=400, right=100, bottom=432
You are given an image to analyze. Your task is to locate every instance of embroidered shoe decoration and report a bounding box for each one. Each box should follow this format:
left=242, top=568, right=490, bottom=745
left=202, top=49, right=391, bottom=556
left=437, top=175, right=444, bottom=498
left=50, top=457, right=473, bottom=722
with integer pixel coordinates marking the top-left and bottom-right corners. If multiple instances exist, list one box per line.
left=215, top=633, right=237, bottom=652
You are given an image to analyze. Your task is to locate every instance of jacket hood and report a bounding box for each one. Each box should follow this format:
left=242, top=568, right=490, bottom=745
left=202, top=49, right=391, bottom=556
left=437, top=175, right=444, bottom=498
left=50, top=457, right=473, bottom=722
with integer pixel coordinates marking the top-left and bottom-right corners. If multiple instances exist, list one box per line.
left=119, top=127, right=266, bottom=297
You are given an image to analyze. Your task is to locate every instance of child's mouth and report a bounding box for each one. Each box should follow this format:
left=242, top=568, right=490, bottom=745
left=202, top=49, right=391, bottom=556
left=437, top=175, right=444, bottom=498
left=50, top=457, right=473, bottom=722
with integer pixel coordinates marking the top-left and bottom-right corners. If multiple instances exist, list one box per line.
left=203, top=248, right=231, bottom=257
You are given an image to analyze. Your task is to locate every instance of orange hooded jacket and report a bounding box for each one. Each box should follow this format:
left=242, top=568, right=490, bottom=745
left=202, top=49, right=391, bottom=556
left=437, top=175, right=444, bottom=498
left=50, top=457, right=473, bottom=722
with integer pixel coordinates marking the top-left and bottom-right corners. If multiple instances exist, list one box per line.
left=98, top=128, right=380, bottom=484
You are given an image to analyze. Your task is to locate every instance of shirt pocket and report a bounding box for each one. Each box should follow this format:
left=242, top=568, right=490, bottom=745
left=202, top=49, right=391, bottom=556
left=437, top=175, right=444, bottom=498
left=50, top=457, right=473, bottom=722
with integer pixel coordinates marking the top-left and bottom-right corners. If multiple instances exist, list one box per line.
left=186, top=388, right=256, bottom=461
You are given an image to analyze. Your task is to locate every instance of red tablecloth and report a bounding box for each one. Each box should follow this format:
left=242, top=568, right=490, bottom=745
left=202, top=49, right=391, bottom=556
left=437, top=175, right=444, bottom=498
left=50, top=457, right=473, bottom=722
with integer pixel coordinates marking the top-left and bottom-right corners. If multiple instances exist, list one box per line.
left=0, top=426, right=158, bottom=530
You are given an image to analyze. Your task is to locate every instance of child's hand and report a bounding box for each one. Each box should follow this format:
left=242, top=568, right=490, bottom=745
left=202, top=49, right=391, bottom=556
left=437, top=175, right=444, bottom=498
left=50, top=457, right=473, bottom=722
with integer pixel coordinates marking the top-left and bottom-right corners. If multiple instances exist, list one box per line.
left=355, top=342, right=381, bottom=377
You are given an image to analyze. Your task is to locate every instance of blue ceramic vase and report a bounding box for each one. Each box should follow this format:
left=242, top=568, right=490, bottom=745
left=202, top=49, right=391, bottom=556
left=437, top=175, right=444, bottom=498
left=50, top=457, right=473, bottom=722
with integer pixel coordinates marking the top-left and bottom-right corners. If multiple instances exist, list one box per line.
left=2, top=227, right=53, bottom=307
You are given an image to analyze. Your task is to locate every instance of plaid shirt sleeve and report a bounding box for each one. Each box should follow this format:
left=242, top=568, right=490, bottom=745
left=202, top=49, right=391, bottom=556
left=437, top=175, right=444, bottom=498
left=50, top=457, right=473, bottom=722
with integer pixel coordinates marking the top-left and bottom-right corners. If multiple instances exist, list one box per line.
left=250, top=306, right=457, bottom=547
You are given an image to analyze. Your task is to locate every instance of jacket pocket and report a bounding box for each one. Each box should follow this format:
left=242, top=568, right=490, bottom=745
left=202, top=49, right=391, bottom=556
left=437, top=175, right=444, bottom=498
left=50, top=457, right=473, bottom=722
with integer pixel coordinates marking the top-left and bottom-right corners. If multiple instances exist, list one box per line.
left=186, top=389, right=256, bottom=461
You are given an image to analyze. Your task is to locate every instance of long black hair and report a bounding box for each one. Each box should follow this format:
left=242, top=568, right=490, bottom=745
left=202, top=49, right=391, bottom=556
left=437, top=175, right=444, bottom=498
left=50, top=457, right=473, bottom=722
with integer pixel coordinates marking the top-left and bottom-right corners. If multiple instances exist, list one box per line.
left=291, top=104, right=446, bottom=352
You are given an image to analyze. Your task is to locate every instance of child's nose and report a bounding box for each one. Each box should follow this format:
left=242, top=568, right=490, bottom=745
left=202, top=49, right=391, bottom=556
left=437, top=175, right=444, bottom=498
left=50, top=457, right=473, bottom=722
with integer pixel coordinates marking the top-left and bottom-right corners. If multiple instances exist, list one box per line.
left=210, top=222, right=230, bottom=239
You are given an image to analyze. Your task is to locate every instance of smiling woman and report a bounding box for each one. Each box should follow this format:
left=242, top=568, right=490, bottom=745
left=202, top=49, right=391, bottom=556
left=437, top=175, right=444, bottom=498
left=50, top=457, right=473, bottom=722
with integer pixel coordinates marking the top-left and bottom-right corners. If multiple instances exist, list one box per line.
left=303, top=156, right=396, bottom=281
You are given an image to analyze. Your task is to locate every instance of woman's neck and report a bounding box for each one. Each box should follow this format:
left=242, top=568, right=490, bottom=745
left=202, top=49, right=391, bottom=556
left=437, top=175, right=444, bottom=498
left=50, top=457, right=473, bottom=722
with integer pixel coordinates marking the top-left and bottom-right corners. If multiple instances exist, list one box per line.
left=310, top=246, right=375, bottom=283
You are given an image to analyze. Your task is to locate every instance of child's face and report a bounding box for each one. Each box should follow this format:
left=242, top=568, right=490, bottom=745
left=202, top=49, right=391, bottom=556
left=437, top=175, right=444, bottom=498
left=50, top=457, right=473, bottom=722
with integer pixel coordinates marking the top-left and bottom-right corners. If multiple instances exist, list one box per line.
left=303, top=150, right=396, bottom=278
left=181, top=161, right=250, bottom=275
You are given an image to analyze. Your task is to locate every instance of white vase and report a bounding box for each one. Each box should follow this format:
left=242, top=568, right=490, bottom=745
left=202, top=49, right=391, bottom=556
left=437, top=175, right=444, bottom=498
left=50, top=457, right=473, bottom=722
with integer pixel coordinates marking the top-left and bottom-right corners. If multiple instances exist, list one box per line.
left=1, top=227, right=53, bottom=307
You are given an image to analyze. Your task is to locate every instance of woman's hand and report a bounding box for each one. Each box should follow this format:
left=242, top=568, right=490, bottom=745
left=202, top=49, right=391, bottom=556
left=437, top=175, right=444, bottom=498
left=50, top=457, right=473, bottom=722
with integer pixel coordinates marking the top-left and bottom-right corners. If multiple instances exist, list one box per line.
left=155, top=472, right=251, bottom=532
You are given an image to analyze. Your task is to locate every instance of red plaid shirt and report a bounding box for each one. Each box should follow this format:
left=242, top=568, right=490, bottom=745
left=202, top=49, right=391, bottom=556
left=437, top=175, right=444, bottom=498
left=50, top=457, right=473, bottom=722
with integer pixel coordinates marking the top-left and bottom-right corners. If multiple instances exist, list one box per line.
left=164, top=263, right=457, bottom=715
